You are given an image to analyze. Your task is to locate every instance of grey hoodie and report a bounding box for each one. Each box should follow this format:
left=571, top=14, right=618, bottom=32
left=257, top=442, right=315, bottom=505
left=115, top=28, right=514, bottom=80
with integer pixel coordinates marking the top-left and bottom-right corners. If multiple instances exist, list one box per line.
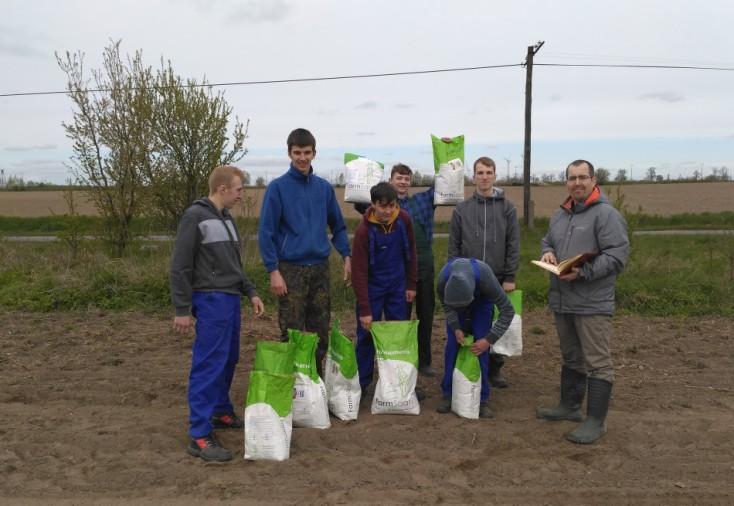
left=170, top=198, right=257, bottom=316
left=541, top=187, right=629, bottom=315
left=448, top=188, right=520, bottom=283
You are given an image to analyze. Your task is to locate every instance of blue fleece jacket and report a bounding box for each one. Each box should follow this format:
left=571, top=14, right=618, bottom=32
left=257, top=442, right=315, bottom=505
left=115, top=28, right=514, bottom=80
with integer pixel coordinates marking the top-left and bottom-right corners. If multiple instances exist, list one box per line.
left=258, top=165, right=351, bottom=272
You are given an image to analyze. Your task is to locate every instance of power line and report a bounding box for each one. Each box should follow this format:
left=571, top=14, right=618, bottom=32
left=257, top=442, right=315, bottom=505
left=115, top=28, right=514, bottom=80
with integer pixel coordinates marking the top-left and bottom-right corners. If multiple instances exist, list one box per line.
left=0, top=63, right=523, bottom=98
left=535, top=62, right=734, bottom=71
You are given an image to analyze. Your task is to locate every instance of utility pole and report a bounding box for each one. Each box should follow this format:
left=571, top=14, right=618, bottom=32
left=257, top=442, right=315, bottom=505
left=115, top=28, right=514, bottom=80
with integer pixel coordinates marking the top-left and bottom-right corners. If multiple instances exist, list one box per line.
left=523, top=40, right=544, bottom=228
left=504, top=156, right=511, bottom=183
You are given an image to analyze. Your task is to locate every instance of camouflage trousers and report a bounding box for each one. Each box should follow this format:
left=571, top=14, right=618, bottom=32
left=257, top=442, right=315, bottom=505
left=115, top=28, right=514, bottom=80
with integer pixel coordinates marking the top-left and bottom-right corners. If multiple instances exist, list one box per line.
left=278, top=261, right=331, bottom=371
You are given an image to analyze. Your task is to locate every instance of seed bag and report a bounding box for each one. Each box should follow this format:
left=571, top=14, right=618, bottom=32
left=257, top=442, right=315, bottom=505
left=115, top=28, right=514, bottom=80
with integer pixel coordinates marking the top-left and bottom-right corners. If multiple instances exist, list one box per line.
left=344, top=153, right=385, bottom=204
left=431, top=134, right=465, bottom=205
left=370, top=320, right=420, bottom=415
left=289, top=329, right=331, bottom=429
left=324, top=321, right=361, bottom=420
left=244, top=370, right=295, bottom=461
left=492, top=290, right=523, bottom=357
left=451, top=336, right=481, bottom=419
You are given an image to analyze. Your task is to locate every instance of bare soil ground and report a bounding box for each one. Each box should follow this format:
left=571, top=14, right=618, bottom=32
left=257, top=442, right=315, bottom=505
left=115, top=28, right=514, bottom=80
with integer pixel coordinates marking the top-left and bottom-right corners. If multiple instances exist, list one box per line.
left=1, top=309, right=732, bottom=505
left=2, top=182, right=733, bottom=219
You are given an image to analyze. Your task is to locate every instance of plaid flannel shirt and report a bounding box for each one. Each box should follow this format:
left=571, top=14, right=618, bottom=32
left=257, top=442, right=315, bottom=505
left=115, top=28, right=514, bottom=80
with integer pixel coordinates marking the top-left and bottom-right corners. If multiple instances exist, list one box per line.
left=399, top=187, right=435, bottom=243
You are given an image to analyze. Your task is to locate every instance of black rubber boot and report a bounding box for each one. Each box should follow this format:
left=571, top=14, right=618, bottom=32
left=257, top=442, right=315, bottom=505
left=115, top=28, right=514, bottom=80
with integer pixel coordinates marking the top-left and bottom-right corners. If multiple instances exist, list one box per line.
left=436, top=397, right=451, bottom=414
left=566, top=377, right=612, bottom=444
left=536, top=366, right=586, bottom=422
left=489, top=353, right=508, bottom=388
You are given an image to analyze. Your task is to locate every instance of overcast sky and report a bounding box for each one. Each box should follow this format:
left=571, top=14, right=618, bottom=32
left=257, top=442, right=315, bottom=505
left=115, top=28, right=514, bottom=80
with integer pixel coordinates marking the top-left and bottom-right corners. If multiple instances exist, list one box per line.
left=2, top=0, right=733, bottom=184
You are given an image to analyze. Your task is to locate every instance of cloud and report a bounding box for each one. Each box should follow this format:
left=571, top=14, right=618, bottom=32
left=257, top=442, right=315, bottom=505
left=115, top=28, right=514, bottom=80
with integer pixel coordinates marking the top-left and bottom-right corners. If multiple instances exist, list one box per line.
left=356, top=131, right=375, bottom=136
left=355, top=100, right=378, bottom=110
left=228, top=0, right=292, bottom=23
left=394, top=103, right=414, bottom=109
left=549, top=94, right=562, bottom=102
left=0, top=40, right=47, bottom=60
left=4, top=144, right=57, bottom=152
left=637, top=92, right=685, bottom=103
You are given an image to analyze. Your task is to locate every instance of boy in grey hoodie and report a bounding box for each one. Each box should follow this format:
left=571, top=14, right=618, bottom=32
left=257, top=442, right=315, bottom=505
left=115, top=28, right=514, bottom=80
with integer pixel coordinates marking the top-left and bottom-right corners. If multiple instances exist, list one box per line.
left=448, top=157, right=520, bottom=388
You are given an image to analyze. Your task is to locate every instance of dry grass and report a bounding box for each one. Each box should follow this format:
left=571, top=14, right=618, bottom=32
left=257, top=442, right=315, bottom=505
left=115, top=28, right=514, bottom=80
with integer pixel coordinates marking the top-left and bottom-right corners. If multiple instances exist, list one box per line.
left=1, top=182, right=732, bottom=219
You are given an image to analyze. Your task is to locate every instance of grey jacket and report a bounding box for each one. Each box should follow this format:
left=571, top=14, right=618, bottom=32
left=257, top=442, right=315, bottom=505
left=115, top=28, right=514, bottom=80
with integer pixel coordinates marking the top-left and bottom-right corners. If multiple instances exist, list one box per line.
left=170, top=198, right=257, bottom=316
left=541, top=187, right=629, bottom=315
left=437, top=259, right=515, bottom=344
left=448, top=188, right=520, bottom=283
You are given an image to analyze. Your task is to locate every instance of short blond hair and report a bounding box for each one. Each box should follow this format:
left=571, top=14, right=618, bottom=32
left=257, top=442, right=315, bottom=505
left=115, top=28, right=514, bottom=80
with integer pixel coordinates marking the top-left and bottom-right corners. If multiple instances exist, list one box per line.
left=208, top=165, right=245, bottom=194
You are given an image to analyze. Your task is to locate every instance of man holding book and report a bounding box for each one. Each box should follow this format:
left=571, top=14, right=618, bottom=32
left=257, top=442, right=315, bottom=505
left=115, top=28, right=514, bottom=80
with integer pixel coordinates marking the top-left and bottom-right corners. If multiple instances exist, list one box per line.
left=536, top=159, right=629, bottom=444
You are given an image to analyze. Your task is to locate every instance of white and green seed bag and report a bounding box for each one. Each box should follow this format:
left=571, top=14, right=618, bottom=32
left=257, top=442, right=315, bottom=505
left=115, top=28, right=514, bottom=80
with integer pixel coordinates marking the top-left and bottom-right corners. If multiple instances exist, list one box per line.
left=492, top=290, right=523, bottom=357
left=289, top=329, right=331, bottom=429
left=244, top=370, right=295, bottom=461
left=344, top=153, right=385, bottom=204
left=451, top=336, right=481, bottom=419
left=370, top=321, right=420, bottom=415
left=431, top=134, right=465, bottom=205
left=325, top=321, right=361, bottom=420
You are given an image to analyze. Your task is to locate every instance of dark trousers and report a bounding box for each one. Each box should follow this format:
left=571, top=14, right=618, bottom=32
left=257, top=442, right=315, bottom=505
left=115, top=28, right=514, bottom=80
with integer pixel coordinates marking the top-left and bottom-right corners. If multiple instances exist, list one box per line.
left=277, top=262, right=331, bottom=371
left=407, top=262, right=435, bottom=368
left=188, top=291, right=241, bottom=438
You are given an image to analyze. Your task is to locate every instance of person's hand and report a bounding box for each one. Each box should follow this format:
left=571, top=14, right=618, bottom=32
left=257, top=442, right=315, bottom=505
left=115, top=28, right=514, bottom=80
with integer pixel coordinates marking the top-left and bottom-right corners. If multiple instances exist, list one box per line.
left=502, top=281, right=516, bottom=292
left=454, top=329, right=465, bottom=345
left=173, top=315, right=193, bottom=334
left=405, top=289, right=416, bottom=303
left=250, top=296, right=265, bottom=317
left=471, top=338, right=491, bottom=356
left=559, top=267, right=580, bottom=282
left=359, top=315, right=373, bottom=330
left=540, top=251, right=557, bottom=264
left=343, top=256, right=352, bottom=287
left=270, top=270, right=287, bottom=297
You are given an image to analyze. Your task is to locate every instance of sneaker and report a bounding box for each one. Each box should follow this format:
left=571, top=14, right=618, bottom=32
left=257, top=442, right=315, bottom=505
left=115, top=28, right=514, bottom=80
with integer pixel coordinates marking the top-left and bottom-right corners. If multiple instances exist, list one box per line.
left=479, top=402, right=494, bottom=419
left=489, top=369, right=509, bottom=388
left=436, top=397, right=451, bottom=414
left=211, top=413, right=243, bottom=429
left=415, top=387, right=427, bottom=401
left=188, top=434, right=232, bottom=462
left=419, top=365, right=439, bottom=377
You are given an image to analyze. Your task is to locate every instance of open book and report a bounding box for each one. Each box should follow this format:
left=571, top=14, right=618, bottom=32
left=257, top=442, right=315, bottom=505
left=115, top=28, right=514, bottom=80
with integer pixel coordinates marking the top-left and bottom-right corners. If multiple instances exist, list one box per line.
left=531, top=252, right=597, bottom=276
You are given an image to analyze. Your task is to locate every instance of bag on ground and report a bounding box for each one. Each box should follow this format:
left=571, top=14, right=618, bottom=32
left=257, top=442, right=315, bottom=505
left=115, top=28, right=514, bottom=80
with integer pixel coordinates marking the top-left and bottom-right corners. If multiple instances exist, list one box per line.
left=289, top=329, right=331, bottom=429
left=244, top=370, right=295, bottom=461
left=324, top=321, right=361, bottom=420
left=492, top=290, right=523, bottom=357
left=253, top=340, right=295, bottom=375
left=370, top=320, right=420, bottom=415
left=344, top=153, right=385, bottom=204
left=431, top=134, right=465, bottom=205
left=451, top=336, right=481, bottom=419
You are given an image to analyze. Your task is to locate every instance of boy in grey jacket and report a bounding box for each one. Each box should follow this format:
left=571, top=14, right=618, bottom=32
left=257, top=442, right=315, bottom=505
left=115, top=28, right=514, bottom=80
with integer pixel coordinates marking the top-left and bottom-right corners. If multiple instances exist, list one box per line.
left=536, top=159, right=629, bottom=445
left=448, top=157, right=519, bottom=388
left=171, top=165, right=264, bottom=462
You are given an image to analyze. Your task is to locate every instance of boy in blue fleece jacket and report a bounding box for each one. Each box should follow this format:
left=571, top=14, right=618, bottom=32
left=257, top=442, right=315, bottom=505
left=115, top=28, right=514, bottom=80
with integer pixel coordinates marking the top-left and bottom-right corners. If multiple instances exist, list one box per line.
left=258, top=128, right=352, bottom=375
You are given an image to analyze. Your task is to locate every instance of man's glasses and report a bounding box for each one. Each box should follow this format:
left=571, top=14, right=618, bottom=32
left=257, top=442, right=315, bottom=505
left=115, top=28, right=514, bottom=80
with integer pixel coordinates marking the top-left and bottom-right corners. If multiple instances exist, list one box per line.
left=567, top=175, right=591, bottom=182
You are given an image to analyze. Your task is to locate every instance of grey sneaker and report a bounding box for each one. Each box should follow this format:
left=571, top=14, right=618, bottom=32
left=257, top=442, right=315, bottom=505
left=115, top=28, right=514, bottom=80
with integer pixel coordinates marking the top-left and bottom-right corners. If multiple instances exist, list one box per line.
left=436, top=397, right=451, bottom=414
left=211, top=413, right=243, bottom=429
left=479, top=402, right=494, bottom=419
left=188, top=434, right=232, bottom=462
left=419, top=365, right=439, bottom=377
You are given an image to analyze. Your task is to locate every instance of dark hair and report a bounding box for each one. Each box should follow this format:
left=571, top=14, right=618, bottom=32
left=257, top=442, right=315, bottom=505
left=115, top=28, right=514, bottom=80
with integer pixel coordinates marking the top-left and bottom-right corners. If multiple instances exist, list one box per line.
left=287, top=128, right=316, bottom=152
left=390, top=163, right=413, bottom=178
left=370, top=181, right=398, bottom=204
left=473, top=156, right=496, bottom=174
left=565, top=159, right=595, bottom=178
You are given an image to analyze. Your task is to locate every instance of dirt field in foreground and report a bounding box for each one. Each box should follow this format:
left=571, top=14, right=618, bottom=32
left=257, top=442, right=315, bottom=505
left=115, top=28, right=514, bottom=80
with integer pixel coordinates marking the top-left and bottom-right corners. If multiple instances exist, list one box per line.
left=1, top=309, right=732, bottom=505
left=1, top=181, right=732, bottom=219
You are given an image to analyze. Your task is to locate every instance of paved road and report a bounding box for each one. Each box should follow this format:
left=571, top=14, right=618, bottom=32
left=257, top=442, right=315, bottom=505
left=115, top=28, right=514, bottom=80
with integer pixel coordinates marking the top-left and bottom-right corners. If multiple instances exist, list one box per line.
left=3, top=230, right=734, bottom=242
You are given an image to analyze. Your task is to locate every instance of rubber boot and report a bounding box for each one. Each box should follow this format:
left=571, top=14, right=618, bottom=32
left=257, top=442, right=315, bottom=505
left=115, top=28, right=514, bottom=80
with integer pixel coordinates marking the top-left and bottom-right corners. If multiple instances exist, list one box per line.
left=566, top=377, right=612, bottom=444
left=536, top=367, right=586, bottom=422
left=489, top=353, right=508, bottom=388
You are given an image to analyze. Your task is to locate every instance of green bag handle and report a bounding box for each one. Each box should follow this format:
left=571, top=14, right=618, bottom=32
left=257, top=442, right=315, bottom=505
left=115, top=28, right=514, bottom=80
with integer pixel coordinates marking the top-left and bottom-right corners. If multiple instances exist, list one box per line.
left=431, top=134, right=465, bottom=172
left=245, top=370, right=295, bottom=418
left=328, top=320, right=358, bottom=379
left=288, top=328, right=320, bottom=382
left=344, top=152, right=385, bottom=168
left=455, top=335, right=481, bottom=383
left=253, top=340, right=294, bottom=375
left=493, top=289, right=523, bottom=321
